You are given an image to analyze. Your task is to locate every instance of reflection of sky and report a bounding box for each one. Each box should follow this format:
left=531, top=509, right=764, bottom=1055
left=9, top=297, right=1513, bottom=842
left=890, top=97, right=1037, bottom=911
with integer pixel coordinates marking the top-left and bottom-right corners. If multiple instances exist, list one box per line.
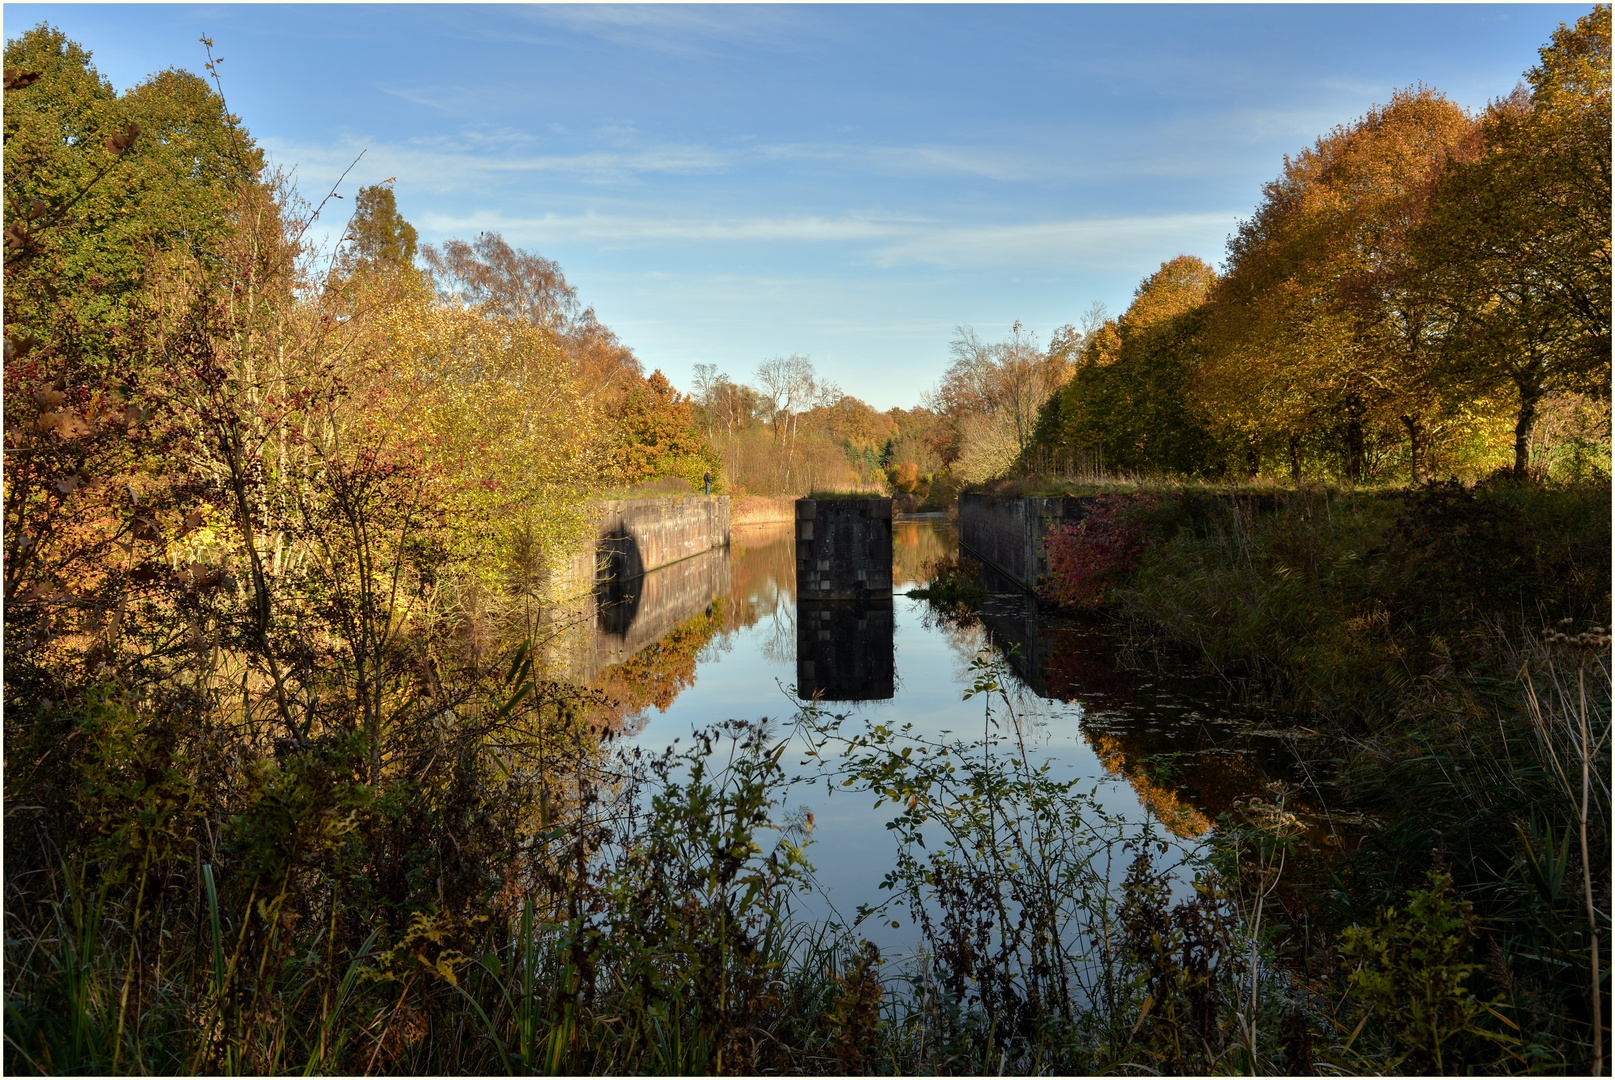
left=624, top=528, right=1212, bottom=956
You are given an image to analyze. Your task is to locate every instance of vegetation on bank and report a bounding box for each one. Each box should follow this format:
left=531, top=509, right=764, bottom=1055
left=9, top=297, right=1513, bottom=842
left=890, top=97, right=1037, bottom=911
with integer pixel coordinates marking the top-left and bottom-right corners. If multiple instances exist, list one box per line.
left=1019, top=475, right=1612, bottom=1074
left=4, top=12, right=1610, bottom=1080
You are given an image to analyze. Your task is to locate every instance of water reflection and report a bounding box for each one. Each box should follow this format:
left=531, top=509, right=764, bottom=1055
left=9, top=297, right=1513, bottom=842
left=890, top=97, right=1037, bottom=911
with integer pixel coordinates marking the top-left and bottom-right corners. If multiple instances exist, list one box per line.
left=797, top=600, right=895, bottom=701
left=963, top=587, right=1305, bottom=839
left=893, top=514, right=956, bottom=588
left=576, top=522, right=798, bottom=728
left=565, top=517, right=1308, bottom=944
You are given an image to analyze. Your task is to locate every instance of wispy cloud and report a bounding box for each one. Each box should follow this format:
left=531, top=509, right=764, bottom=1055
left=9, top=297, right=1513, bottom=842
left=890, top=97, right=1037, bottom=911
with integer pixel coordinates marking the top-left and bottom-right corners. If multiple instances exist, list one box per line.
left=415, top=209, right=909, bottom=245
left=517, top=4, right=816, bottom=56
left=868, top=213, right=1240, bottom=269
left=266, top=130, right=1103, bottom=198
left=259, top=134, right=735, bottom=191
left=756, top=141, right=1059, bottom=182
left=412, top=208, right=1241, bottom=271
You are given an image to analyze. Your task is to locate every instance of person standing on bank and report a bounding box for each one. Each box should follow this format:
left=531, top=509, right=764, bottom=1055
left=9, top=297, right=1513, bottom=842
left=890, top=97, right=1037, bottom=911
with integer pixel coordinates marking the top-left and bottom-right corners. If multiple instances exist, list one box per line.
left=703, top=469, right=712, bottom=496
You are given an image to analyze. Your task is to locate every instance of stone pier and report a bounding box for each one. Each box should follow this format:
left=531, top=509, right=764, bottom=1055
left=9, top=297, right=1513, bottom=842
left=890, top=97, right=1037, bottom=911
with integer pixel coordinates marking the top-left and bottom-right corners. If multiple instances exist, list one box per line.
left=794, top=497, right=893, bottom=601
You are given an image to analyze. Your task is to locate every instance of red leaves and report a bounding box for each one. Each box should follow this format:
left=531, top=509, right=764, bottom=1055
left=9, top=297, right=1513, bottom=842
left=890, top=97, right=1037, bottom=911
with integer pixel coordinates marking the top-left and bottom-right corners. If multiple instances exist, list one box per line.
left=1038, top=494, right=1159, bottom=610
left=104, top=122, right=140, bottom=157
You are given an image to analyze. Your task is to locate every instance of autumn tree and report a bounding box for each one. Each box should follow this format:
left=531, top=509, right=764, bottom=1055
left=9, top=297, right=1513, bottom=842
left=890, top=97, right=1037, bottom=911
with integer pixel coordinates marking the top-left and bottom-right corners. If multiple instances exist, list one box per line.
left=1414, top=5, right=1611, bottom=474
left=809, top=394, right=898, bottom=477
left=339, top=181, right=418, bottom=273
left=1200, top=87, right=1477, bottom=481
left=691, top=363, right=767, bottom=437
left=4, top=25, right=261, bottom=371
left=609, top=370, right=719, bottom=487
left=931, top=322, right=1071, bottom=482
left=422, top=229, right=643, bottom=407
left=755, top=353, right=837, bottom=491
left=1055, top=256, right=1224, bottom=477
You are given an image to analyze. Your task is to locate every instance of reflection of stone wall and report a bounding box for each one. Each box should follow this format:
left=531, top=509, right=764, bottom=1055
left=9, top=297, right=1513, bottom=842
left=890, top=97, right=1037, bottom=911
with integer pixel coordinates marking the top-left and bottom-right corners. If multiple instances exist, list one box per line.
left=795, top=498, right=893, bottom=601
left=973, top=599, right=1058, bottom=698
left=796, top=600, right=894, bottom=701
left=958, top=494, right=1092, bottom=592
left=564, top=546, right=731, bottom=684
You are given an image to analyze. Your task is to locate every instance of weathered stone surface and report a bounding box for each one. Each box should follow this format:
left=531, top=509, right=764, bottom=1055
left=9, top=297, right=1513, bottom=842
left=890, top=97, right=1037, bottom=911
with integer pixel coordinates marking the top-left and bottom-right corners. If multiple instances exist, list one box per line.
left=957, top=493, right=1090, bottom=592
left=796, top=599, right=894, bottom=701
left=794, top=498, right=893, bottom=601
left=563, top=496, right=731, bottom=597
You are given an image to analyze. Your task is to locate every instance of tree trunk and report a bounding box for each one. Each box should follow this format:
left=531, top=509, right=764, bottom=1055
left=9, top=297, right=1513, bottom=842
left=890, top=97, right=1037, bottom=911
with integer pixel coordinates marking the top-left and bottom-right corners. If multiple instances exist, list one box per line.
left=1400, top=414, right=1426, bottom=485
left=1343, top=400, right=1366, bottom=483
left=1288, top=434, right=1302, bottom=485
left=1513, top=383, right=1542, bottom=476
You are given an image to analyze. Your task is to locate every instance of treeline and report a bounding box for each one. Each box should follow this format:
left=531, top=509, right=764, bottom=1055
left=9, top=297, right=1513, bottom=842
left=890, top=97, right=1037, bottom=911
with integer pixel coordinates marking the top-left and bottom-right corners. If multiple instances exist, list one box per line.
left=0, top=23, right=717, bottom=1072
left=1017, top=8, right=1610, bottom=486
left=687, top=355, right=950, bottom=496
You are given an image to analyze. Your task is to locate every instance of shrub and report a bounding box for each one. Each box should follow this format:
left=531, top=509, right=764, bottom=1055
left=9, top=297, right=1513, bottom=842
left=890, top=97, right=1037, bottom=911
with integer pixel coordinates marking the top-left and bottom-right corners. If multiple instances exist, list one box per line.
left=1038, top=494, right=1159, bottom=609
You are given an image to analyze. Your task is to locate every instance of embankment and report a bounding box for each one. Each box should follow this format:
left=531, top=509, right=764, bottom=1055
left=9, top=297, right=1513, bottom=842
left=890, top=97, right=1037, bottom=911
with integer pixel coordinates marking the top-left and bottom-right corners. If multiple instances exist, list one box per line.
left=730, top=495, right=797, bottom=526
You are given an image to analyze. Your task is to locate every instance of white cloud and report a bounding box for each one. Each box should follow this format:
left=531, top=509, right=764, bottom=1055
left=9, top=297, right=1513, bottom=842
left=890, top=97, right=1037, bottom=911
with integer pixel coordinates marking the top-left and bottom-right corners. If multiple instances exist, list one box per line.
left=756, top=141, right=1057, bottom=182
left=416, top=209, right=908, bottom=245
left=259, top=134, right=735, bottom=192
left=411, top=208, right=1241, bottom=272
left=508, top=4, right=817, bottom=57
left=868, top=214, right=1240, bottom=270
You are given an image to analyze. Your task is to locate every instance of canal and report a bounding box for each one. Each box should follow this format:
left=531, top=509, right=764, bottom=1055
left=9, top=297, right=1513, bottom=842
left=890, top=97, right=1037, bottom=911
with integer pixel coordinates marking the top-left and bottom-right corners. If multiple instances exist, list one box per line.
left=573, top=515, right=1318, bottom=956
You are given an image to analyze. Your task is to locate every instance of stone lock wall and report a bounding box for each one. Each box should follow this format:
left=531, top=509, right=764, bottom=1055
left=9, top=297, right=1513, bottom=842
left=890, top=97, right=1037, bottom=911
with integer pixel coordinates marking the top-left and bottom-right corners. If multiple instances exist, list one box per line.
left=549, top=496, right=732, bottom=682
left=957, top=493, right=1091, bottom=592
left=794, top=498, right=894, bottom=601
left=562, top=496, right=731, bottom=596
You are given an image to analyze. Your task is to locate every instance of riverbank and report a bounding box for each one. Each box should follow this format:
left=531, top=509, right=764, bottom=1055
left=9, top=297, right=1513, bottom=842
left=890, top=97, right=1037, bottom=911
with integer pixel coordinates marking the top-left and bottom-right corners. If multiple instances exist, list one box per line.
left=730, top=494, right=797, bottom=525
left=1017, top=475, right=1612, bottom=1073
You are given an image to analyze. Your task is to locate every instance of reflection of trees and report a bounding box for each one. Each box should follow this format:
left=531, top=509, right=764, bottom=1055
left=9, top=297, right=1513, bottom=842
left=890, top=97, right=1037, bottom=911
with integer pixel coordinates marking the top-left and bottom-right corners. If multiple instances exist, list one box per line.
left=921, top=590, right=1306, bottom=839
left=591, top=606, right=726, bottom=732
left=723, top=523, right=796, bottom=628
left=892, top=520, right=958, bottom=589
left=582, top=523, right=796, bottom=728
left=1088, top=735, right=1214, bottom=838
left=725, top=522, right=801, bottom=666
left=760, top=604, right=798, bottom=667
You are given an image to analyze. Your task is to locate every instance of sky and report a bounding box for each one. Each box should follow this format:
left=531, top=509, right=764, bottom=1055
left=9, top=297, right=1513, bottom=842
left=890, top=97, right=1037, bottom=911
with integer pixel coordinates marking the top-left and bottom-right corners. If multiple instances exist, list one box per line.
left=3, top=3, right=1591, bottom=409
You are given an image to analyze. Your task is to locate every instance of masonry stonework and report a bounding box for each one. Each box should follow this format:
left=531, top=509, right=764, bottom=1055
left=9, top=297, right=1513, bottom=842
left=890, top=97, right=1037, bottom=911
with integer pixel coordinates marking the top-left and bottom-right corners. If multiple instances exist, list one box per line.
left=794, top=498, right=894, bottom=601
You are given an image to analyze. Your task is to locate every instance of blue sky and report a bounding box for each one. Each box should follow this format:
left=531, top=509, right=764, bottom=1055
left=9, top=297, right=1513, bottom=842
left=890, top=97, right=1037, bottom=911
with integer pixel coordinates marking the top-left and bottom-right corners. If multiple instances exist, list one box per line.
left=4, top=3, right=1590, bottom=408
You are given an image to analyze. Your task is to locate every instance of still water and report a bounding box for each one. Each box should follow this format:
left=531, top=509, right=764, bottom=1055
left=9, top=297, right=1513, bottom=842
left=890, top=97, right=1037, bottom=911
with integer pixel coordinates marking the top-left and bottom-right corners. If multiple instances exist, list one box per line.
left=578, top=516, right=1309, bottom=955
